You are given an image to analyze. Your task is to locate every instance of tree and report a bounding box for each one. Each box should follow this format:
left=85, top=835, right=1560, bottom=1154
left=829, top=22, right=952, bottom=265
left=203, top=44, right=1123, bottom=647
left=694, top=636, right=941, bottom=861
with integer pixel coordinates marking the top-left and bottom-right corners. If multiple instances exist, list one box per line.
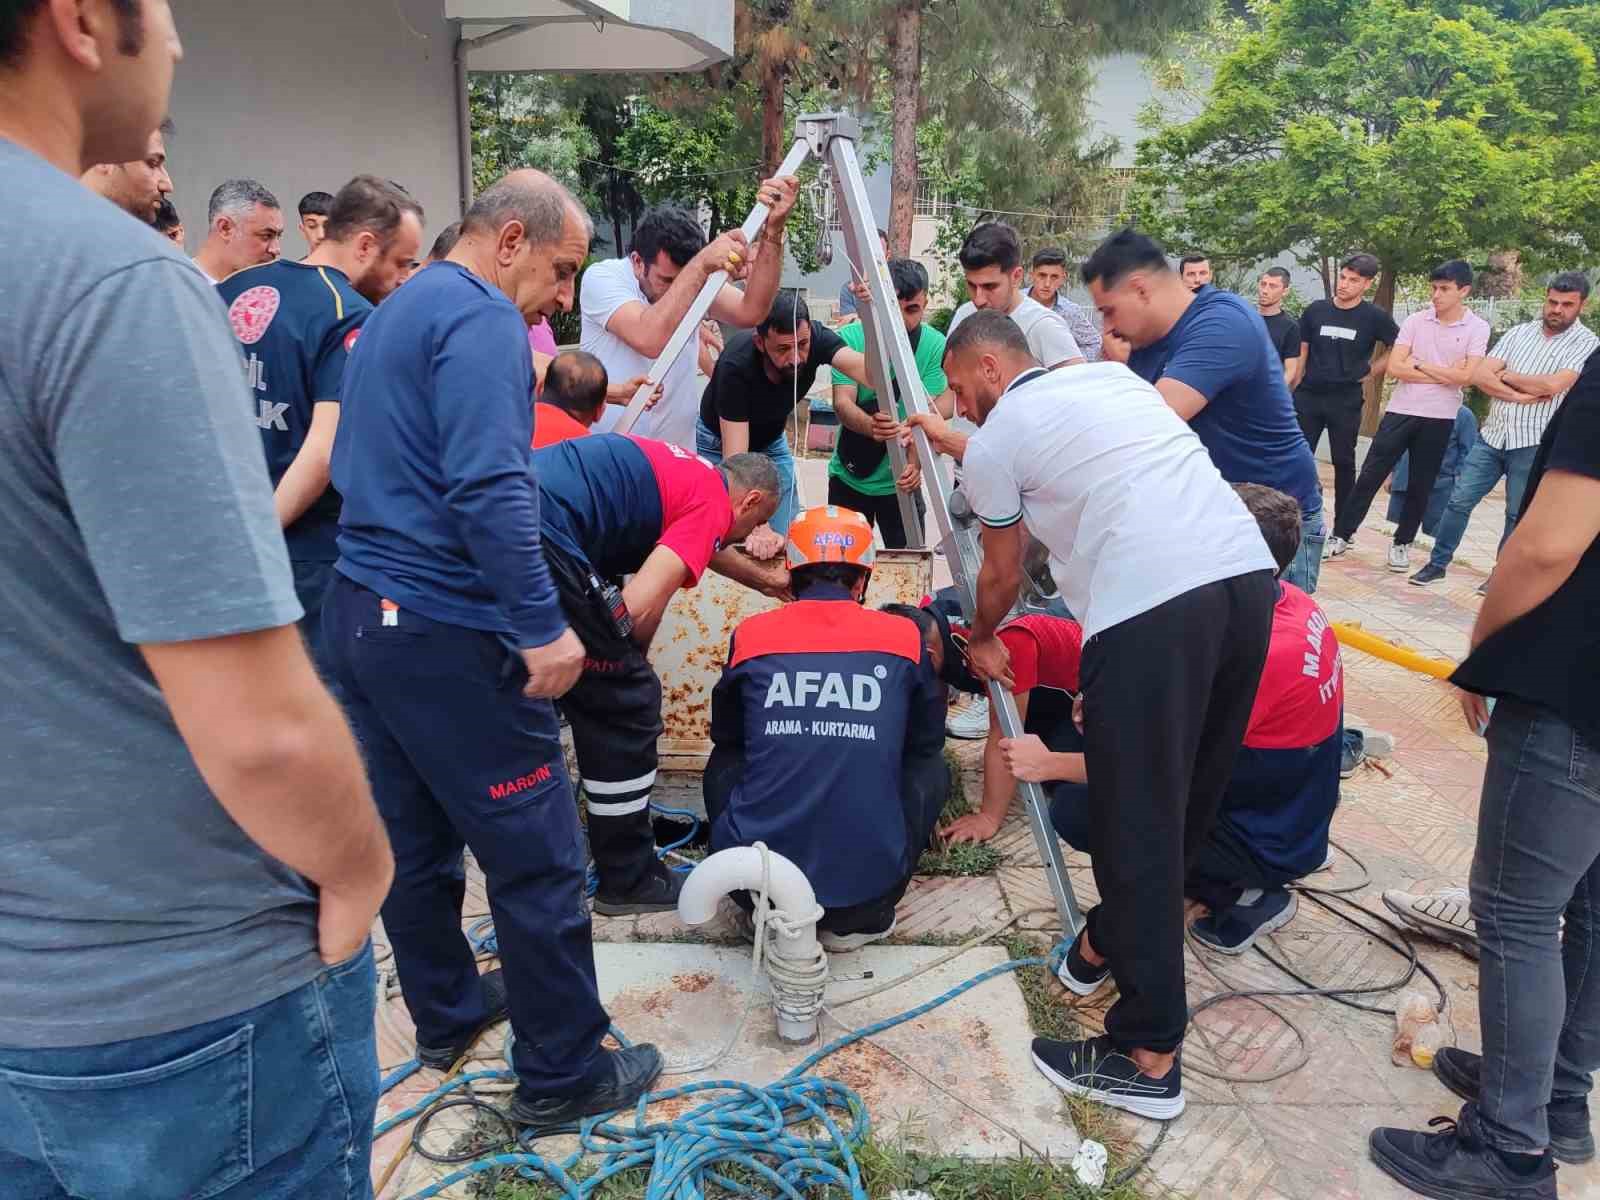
left=887, top=1, right=921, bottom=256
left=1133, top=0, right=1600, bottom=304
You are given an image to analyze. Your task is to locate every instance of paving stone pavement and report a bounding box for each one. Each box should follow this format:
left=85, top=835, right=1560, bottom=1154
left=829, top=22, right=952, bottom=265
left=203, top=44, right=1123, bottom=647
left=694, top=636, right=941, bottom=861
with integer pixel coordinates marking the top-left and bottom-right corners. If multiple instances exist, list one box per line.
left=371, top=463, right=1600, bottom=1199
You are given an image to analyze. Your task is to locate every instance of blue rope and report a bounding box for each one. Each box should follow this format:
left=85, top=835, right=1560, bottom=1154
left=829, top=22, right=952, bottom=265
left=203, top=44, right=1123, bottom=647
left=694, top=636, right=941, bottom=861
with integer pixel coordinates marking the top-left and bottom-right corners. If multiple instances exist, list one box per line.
left=381, top=1059, right=423, bottom=1095
left=388, top=948, right=1059, bottom=1200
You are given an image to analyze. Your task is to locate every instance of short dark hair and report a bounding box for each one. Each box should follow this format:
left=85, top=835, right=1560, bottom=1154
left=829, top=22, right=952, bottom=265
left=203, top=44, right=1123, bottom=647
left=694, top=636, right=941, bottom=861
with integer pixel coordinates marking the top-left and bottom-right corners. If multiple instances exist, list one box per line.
left=543, top=350, right=608, bottom=418
left=208, top=179, right=280, bottom=224
left=880, top=602, right=937, bottom=644
left=3, top=0, right=140, bottom=66
left=428, top=221, right=462, bottom=262
left=757, top=288, right=810, bottom=335
left=944, top=309, right=1032, bottom=361
left=959, top=222, right=1022, bottom=274
left=1179, top=254, right=1210, bottom=270
left=1262, top=266, right=1292, bottom=285
left=719, top=451, right=783, bottom=497
left=630, top=205, right=705, bottom=269
left=792, top=562, right=869, bottom=597
left=889, top=258, right=929, bottom=302
left=298, top=191, right=335, bottom=219
left=1430, top=259, right=1473, bottom=288
left=1081, top=229, right=1171, bottom=289
left=1032, top=247, right=1068, bottom=270
left=324, top=175, right=425, bottom=249
left=153, top=197, right=181, bottom=234
left=1341, top=253, right=1381, bottom=280
left=1549, top=271, right=1591, bottom=301
left=1234, top=483, right=1302, bottom=575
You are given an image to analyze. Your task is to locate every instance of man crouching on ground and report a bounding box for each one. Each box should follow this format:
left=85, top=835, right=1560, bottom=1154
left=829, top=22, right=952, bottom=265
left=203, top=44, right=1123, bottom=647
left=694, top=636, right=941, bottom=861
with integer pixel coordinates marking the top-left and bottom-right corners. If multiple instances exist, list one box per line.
left=703, top=506, right=949, bottom=952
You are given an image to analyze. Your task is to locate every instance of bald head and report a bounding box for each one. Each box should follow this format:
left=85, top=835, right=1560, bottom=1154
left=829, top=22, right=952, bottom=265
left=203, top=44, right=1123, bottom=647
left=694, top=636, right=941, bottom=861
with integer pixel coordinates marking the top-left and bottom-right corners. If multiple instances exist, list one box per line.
left=453, top=169, right=593, bottom=324
left=942, top=309, right=1038, bottom=426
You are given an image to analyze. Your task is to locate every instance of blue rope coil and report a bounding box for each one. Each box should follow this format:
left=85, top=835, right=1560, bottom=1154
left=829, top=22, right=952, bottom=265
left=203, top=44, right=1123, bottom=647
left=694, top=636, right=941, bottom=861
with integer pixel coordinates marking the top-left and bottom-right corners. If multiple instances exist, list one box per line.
left=385, top=950, right=1054, bottom=1200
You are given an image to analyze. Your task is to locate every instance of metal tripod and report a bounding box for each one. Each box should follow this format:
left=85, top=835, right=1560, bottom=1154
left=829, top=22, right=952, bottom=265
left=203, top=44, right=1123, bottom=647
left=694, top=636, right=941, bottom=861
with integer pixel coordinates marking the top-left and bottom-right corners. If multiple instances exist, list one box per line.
left=616, top=112, right=1083, bottom=937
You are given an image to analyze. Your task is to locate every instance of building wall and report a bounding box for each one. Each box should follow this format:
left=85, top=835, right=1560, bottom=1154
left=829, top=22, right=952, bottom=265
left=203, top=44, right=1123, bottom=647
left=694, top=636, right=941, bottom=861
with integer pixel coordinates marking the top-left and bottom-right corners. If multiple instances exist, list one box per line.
left=167, top=0, right=461, bottom=258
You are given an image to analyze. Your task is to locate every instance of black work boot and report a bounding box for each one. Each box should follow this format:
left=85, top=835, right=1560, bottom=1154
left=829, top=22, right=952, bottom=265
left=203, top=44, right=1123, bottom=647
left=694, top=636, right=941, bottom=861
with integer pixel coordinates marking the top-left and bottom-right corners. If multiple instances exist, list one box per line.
left=1369, top=1103, right=1557, bottom=1199
left=1433, top=1047, right=1595, bottom=1164
left=508, top=1044, right=665, bottom=1130
left=416, top=968, right=509, bottom=1070
left=593, top=861, right=683, bottom=916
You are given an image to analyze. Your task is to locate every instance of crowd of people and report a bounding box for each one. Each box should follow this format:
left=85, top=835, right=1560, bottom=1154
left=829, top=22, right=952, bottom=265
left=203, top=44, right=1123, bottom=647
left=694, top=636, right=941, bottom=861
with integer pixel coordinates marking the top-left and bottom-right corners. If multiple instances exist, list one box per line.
left=2, top=5, right=1599, bottom=1200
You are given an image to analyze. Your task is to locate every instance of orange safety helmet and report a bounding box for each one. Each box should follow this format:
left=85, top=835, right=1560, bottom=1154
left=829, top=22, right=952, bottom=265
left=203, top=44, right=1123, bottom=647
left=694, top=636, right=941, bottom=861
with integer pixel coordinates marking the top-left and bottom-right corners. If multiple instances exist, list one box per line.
left=785, top=505, right=877, bottom=570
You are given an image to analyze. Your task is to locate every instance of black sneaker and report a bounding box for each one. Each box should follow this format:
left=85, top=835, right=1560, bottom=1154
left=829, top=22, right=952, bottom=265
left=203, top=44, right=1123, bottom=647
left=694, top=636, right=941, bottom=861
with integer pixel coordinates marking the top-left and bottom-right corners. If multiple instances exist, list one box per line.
left=593, top=862, right=683, bottom=916
left=1031, top=1034, right=1185, bottom=1120
left=1190, top=889, right=1297, bottom=956
left=1369, top=1104, right=1556, bottom=1200
left=1410, top=563, right=1447, bottom=587
left=508, top=1043, right=664, bottom=1130
left=417, top=968, right=509, bottom=1069
left=1055, top=930, right=1111, bottom=996
left=1433, top=1048, right=1595, bottom=1164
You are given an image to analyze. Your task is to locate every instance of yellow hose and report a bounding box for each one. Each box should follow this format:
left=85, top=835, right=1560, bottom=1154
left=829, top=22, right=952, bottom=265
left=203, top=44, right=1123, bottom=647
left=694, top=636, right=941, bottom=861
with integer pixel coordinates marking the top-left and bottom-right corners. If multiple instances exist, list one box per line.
left=1332, top=622, right=1457, bottom=680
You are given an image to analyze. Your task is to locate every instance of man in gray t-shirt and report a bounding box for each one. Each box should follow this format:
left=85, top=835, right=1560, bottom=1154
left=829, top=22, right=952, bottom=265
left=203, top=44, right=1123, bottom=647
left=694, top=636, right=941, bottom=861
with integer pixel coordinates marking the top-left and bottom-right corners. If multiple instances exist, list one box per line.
left=0, top=6, right=392, bottom=1195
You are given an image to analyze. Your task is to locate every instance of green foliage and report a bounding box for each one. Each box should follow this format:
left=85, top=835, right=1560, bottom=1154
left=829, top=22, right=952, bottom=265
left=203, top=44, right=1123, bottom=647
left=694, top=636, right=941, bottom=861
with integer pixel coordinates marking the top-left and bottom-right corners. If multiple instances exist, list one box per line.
left=469, top=74, right=600, bottom=212
left=916, top=841, right=1003, bottom=877
left=1133, top=0, right=1600, bottom=291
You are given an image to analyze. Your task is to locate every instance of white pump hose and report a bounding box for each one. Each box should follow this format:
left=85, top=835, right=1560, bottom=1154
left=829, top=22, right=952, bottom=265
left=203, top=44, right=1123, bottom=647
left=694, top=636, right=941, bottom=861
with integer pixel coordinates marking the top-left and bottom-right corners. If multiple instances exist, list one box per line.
left=678, top=842, right=829, bottom=1043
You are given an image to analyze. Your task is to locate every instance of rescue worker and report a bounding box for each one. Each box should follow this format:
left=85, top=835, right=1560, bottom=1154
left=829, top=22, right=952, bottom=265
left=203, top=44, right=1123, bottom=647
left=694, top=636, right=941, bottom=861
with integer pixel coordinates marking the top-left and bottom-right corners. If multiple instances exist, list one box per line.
left=325, top=170, right=662, bottom=1129
left=532, top=349, right=609, bottom=449
left=934, top=496, right=1345, bottom=961
left=704, top=506, right=949, bottom=951
left=532, top=433, right=786, bottom=914
left=218, top=174, right=423, bottom=675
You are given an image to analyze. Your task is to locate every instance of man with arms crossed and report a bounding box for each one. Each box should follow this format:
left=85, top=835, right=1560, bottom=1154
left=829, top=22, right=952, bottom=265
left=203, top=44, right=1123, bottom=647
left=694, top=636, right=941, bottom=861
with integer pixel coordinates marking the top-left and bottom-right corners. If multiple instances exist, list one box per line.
left=582, top=183, right=799, bottom=449
left=908, top=311, right=1277, bottom=1121
left=0, top=2, right=392, bottom=1194
left=1410, top=272, right=1599, bottom=589
left=947, top=221, right=1085, bottom=370
left=1294, top=254, right=1400, bottom=551
left=327, top=170, right=663, bottom=1129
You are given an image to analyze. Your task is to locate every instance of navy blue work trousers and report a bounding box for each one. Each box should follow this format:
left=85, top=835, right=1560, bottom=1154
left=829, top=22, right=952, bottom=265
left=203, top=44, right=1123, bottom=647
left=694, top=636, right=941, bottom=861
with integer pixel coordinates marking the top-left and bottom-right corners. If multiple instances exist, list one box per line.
left=323, top=574, right=608, bottom=1098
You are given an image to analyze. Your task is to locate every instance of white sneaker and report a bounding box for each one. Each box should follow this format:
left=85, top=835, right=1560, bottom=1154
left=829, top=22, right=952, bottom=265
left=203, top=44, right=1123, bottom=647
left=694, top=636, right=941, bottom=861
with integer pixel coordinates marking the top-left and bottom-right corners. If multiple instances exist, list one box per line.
left=819, top=916, right=895, bottom=953
left=1382, top=887, right=1477, bottom=958
left=946, top=696, right=991, bottom=739
left=1387, top=543, right=1411, bottom=572
left=1323, top=536, right=1349, bottom=559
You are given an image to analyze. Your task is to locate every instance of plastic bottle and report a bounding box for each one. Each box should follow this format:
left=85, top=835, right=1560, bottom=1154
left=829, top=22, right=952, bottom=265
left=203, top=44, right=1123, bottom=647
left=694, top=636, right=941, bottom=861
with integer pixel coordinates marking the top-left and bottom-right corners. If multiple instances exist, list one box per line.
left=1393, top=990, right=1442, bottom=1067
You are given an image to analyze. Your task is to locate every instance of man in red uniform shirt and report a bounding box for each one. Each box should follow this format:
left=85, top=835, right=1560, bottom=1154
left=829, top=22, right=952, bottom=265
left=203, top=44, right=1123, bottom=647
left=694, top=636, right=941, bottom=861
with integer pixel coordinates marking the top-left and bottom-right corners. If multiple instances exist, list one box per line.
left=532, top=350, right=608, bottom=449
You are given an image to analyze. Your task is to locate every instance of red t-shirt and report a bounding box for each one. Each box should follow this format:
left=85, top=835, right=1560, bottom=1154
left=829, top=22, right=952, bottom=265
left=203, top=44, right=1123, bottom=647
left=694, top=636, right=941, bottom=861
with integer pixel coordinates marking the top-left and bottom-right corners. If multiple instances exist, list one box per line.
left=630, top=436, right=734, bottom=585
left=531, top=402, right=592, bottom=450
left=1244, top=582, right=1343, bottom=749
left=996, top=614, right=1083, bottom=694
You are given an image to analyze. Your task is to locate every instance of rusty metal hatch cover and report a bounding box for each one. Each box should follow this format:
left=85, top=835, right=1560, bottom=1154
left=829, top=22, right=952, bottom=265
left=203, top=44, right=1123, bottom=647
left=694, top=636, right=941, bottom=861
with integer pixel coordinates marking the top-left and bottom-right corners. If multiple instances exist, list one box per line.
left=648, top=548, right=934, bottom=766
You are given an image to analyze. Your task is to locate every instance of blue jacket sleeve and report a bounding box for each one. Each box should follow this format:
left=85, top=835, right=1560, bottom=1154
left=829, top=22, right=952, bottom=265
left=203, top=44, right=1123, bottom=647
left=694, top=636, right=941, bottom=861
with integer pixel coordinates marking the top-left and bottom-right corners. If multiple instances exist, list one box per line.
left=710, top=638, right=745, bottom=750
left=903, top=648, right=949, bottom=763
left=432, top=300, right=567, bottom=648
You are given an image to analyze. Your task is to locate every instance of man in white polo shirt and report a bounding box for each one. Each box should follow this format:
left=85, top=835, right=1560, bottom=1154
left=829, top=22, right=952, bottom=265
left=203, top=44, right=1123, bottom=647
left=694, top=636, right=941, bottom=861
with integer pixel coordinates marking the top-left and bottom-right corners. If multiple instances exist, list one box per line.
left=1410, top=272, right=1600, bottom=590
left=908, top=310, right=1277, bottom=1124
left=581, top=181, right=798, bottom=449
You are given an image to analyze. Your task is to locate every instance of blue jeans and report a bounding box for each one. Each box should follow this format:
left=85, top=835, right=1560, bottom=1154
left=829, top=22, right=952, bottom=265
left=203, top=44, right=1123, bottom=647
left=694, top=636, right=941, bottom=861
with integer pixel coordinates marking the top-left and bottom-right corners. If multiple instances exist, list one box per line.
left=1427, top=441, right=1538, bottom=572
left=1283, top=506, right=1325, bottom=595
left=292, top=559, right=339, bottom=688
left=1471, top=698, right=1600, bottom=1152
left=0, top=944, right=379, bottom=1200
left=695, top=418, right=798, bottom=536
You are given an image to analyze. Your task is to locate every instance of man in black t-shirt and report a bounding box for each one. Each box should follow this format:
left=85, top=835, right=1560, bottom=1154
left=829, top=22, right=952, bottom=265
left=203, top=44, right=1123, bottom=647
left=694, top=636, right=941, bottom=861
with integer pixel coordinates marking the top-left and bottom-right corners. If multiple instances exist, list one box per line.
left=1257, top=267, right=1303, bottom=389
left=1293, top=254, right=1401, bottom=547
left=695, top=289, right=872, bottom=535
left=1370, top=348, right=1600, bottom=1197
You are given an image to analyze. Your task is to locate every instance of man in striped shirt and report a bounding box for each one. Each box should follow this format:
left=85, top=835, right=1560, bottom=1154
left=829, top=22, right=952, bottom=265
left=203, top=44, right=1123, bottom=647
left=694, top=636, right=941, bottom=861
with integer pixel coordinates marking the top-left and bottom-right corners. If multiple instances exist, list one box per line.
left=1410, top=273, right=1599, bottom=589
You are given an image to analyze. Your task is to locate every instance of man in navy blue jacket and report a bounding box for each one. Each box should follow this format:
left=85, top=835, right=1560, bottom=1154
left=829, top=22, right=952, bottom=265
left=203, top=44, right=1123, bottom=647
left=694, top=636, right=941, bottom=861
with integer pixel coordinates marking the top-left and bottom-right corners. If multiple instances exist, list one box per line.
left=704, top=506, right=948, bottom=951
left=324, top=170, right=661, bottom=1130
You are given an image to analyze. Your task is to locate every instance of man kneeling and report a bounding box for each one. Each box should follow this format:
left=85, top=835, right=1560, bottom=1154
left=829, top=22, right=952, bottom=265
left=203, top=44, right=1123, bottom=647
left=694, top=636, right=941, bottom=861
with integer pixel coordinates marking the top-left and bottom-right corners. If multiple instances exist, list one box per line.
left=940, top=483, right=1344, bottom=960
left=705, top=506, right=949, bottom=951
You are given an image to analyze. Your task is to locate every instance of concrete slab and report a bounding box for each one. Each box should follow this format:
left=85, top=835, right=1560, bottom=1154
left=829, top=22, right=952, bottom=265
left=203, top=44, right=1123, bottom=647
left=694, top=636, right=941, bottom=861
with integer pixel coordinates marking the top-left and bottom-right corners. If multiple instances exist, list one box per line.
left=594, top=941, right=1081, bottom=1161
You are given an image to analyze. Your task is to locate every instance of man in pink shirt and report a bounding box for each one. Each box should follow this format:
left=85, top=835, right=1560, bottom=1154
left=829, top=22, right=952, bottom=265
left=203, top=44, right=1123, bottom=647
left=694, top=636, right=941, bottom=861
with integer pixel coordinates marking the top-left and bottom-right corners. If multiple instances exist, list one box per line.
left=1331, top=260, right=1490, bottom=573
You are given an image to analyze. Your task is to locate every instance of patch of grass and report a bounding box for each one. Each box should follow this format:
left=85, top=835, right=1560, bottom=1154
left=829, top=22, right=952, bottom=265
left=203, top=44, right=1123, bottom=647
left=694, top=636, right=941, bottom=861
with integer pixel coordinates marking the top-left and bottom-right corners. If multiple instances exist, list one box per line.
left=1001, top=933, right=1081, bottom=1043
left=917, top=842, right=1003, bottom=877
